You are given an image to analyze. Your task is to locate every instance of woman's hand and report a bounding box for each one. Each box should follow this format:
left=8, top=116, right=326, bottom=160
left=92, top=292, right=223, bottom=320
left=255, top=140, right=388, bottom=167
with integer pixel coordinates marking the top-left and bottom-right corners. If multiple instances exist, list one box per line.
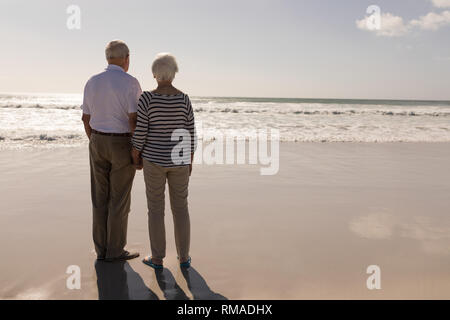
left=189, top=153, right=194, bottom=176
left=131, top=147, right=143, bottom=170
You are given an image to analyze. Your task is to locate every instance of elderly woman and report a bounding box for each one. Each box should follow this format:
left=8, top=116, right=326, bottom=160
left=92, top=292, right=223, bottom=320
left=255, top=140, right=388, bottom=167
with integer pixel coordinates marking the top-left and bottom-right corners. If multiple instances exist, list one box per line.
left=131, top=53, right=196, bottom=269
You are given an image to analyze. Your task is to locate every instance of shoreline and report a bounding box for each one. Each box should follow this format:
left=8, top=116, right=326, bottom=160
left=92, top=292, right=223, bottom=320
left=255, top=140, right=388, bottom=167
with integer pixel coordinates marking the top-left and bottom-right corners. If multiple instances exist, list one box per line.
left=2, top=139, right=450, bottom=151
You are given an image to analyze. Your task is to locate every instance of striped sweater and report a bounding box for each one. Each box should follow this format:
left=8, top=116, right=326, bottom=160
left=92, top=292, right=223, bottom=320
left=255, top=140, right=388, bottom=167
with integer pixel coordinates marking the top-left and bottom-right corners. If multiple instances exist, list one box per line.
left=131, top=91, right=197, bottom=167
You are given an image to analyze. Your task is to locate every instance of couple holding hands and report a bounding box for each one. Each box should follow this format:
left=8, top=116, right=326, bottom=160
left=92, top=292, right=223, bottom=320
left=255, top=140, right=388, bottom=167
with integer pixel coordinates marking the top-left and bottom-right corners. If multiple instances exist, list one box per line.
left=81, top=40, right=196, bottom=269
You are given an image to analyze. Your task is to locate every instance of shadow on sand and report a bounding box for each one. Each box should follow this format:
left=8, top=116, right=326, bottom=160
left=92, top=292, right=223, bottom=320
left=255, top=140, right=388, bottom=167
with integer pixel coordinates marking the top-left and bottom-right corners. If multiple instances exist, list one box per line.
left=180, top=266, right=228, bottom=300
left=95, top=260, right=227, bottom=300
left=154, top=268, right=190, bottom=300
left=95, top=260, right=159, bottom=300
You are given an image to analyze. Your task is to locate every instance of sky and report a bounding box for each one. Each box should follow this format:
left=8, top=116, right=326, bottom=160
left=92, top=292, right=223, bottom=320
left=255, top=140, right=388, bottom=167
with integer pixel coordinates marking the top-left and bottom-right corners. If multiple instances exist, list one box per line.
left=0, top=0, right=449, bottom=100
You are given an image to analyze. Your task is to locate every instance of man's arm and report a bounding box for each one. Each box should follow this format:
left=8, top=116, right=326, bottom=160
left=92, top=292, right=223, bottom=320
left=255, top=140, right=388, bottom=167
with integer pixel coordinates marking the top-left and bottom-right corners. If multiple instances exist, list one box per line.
left=131, top=97, right=148, bottom=170
left=81, top=80, right=92, bottom=140
left=81, top=113, right=92, bottom=140
left=128, top=112, right=137, bottom=134
left=128, top=79, right=142, bottom=134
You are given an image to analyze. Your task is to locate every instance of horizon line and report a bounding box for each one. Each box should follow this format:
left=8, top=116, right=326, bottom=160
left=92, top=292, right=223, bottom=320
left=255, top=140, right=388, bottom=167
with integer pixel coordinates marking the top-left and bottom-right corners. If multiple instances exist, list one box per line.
left=0, top=91, right=449, bottom=103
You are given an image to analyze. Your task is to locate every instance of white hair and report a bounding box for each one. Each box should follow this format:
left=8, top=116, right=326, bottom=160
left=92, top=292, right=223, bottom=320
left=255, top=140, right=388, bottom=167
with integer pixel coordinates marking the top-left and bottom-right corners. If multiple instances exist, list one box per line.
left=152, top=53, right=179, bottom=81
left=105, top=40, right=129, bottom=60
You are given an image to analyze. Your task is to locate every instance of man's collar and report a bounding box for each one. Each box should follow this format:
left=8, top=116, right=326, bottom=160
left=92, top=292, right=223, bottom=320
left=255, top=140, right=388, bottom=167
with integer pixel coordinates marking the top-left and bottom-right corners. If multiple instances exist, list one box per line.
left=106, top=64, right=125, bottom=72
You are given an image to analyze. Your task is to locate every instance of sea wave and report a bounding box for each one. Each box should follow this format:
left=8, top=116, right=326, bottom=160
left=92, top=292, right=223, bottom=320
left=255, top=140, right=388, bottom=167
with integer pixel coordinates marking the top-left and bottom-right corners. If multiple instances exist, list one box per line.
left=1, top=93, right=450, bottom=148
left=0, top=133, right=85, bottom=150
left=194, top=107, right=450, bottom=117
left=4, top=133, right=82, bottom=142
left=2, top=103, right=450, bottom=117
left=0, top=104, right=80, bottom=110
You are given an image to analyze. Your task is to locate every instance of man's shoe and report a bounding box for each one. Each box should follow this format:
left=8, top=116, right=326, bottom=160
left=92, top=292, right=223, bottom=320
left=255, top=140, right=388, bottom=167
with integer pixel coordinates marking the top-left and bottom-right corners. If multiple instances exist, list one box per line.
left=105, top=251, right=140, bottom=262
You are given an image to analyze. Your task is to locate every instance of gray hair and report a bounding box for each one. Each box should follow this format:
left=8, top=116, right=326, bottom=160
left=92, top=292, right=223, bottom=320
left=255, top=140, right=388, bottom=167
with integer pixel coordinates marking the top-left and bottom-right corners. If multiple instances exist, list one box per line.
left=105, top=40, right=129, bottom=60
left=152, top=53, right=179, bottom=81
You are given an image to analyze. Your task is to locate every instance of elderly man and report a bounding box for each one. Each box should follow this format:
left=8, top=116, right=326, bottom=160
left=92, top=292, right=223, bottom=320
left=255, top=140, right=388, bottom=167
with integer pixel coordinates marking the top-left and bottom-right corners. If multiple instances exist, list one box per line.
left=81, top=40, right=141, bottom=262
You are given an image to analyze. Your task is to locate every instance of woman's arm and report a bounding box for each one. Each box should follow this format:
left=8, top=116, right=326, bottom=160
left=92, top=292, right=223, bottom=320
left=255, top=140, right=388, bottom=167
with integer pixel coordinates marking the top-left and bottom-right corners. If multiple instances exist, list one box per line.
left=186, top=95, right=196, bottom=175
left=186, top=95, right=197, bottom=155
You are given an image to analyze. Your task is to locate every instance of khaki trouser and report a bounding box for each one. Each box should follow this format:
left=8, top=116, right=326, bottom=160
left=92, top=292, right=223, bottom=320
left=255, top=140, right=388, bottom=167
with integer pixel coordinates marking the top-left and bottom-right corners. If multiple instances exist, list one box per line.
left=143, top=160, right=191, bottom=261
left=89, top=133, right=136, bottom=259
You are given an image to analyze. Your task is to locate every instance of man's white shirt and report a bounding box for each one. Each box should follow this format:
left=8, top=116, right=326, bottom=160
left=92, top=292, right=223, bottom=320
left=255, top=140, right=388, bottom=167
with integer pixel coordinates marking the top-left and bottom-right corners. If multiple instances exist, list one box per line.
left=81, top=64, right=142, bottom=133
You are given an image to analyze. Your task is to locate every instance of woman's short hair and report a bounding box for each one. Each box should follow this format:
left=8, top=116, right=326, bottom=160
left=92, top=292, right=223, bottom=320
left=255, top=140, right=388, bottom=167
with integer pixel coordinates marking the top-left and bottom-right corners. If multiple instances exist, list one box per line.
left=105, top=40, right=129, bottom=60
left=152, top=53, right=179, bottom=81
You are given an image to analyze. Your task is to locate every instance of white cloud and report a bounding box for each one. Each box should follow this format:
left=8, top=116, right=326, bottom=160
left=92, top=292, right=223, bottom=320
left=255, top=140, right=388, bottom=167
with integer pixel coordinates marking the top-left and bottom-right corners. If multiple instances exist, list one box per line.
left=431, top=0, right=450, bottom=8
left=410, top=10, right=450, bottom=30
left=356, top=13, right=410, bottom=37
left=357, top=6, right=450, bottom=36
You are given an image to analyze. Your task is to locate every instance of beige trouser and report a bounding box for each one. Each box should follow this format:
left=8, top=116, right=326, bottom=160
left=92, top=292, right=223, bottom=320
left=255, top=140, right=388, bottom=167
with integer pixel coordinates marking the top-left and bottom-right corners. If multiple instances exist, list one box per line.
left=143, top=160, right=191, bottom=261
left=89, top=133, right=136, bottom=259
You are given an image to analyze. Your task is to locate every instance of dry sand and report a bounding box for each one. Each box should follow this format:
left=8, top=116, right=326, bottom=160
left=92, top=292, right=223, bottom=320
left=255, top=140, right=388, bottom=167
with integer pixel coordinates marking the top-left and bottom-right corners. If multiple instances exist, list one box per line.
left=0, top=142, right=449, bottom=299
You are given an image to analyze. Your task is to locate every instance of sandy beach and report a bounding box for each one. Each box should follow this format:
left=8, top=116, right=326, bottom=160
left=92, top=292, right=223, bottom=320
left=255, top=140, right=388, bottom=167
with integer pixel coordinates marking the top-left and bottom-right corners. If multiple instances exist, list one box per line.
left=0, top=142, right=449, bottom=300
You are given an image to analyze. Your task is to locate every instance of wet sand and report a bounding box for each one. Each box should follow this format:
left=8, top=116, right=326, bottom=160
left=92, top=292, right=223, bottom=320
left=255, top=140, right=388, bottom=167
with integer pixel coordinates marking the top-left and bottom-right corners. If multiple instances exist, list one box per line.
left=0, top=142, right=449, bottom=299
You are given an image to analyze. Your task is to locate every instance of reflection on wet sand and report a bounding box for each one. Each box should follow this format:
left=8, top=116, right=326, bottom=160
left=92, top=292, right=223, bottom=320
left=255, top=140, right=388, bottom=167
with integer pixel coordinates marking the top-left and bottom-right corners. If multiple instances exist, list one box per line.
left=95, top=261, right=159, bottom=300
left=350, top=211, right=450, bottom=255
left=349, top=211, right=397, bottom=239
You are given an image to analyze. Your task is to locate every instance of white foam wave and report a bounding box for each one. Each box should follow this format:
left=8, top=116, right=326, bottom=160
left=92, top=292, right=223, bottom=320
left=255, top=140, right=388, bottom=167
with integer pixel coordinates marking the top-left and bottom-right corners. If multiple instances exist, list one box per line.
left=1, top=93, right=450, bottom=148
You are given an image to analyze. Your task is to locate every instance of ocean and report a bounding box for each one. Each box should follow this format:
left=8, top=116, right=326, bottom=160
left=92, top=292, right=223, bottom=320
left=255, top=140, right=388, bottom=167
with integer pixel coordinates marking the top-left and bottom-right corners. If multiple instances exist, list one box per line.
left=1, top=93, right=450, bottom=149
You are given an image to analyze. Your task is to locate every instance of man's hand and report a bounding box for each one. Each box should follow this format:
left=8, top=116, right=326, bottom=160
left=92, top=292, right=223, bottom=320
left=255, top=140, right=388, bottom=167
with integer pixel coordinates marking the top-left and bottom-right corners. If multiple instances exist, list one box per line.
left=131, top=147, right=143, bottom=170
left=81, top=113, right=92, bottom=140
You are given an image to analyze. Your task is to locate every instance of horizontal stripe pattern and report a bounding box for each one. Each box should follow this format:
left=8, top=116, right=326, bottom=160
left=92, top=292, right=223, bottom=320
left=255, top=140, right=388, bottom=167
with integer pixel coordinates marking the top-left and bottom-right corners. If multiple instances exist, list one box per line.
left=131, top=91, right=197, bottom=167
